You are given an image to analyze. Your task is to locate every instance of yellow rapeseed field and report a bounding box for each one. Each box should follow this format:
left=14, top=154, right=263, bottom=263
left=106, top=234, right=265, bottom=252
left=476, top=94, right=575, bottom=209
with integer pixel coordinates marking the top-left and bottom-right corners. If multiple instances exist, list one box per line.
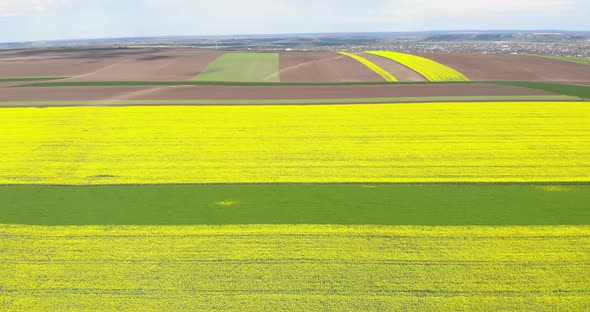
left=1, top=224, right=589, bottom=311
left=339, top=52, right=398, bottom=81
left=0, top=102, right=589, bottom=184
left=367, top=51, right=470, bottom=81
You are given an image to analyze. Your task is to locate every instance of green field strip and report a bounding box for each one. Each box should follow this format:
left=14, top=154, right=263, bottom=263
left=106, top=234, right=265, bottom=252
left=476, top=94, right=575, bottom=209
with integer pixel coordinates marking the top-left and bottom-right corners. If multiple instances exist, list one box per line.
left=0, top=76, right=68, bottom=82
left=530, top=54, right=590, bottom=66
left=492, top=81, right=590, bottom=99
left=339, top=52, right=397, bottom=82
left=1, top=184, right=589, bottom=225
left=0, top=95, right=579, bottom=107
left=193, top=53, right=280, bottom=82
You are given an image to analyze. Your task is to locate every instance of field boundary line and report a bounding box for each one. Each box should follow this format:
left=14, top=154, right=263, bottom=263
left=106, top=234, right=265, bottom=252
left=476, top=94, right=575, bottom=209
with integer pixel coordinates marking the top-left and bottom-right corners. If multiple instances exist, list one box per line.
left=0, top=95, right=581, bottom=108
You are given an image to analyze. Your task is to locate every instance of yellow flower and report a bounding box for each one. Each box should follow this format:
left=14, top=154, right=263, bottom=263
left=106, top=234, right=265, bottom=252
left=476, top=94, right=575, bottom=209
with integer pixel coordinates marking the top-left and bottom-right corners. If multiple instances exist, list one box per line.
left=339, top=52, right=398, bottom=81
left=0, top=102, right=588, bottom=184
left=2, top=224, right=589, bottom=311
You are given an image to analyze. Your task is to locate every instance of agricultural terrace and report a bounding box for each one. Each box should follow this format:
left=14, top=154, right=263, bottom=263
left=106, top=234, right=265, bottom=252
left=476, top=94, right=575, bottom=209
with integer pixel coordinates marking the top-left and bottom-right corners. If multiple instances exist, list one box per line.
left=367, top=51, right=470, bottom=81
left=193, top=52, right=280, bottom=82
left=338, top=52, right=397, bottom=81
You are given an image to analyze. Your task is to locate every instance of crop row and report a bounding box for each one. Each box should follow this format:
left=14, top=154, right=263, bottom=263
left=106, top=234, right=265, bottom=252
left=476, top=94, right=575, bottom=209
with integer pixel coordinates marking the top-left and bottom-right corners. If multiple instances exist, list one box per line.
left=367, top=51, right=470, bottom=81
left=2, top=224, right=589, bottom=311
left=339, top=52, right=397, bottom=82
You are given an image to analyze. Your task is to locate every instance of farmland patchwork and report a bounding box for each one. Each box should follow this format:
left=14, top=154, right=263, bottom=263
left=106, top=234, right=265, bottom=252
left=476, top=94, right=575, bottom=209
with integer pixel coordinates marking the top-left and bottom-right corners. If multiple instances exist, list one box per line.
left=2, top=48, right=590, bottom=310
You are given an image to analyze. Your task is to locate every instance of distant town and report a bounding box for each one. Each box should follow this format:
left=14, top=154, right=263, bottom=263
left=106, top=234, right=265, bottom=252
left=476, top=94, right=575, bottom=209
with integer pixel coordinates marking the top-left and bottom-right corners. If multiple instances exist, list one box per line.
left=1, top=31, right=589, bottom=58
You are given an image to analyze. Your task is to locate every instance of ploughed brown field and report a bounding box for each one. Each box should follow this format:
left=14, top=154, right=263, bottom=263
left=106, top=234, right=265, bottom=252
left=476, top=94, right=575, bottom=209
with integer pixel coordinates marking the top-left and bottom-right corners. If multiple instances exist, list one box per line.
left=0, top=83, right=554, bottom=103
left=414, top=52, right=590, bottom=82
left=0, top=48, right=223, bottom=81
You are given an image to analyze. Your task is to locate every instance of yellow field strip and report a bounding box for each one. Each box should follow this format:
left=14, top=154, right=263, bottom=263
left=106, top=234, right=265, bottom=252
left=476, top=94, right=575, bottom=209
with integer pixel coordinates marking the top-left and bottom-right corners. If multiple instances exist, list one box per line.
left=0, top=102, right=589, bottom=185
left=1, top=225, right=589, bottom=311
left=339, top=52, right=398, bottom=82
left=367, top=51, right=470, bottom=81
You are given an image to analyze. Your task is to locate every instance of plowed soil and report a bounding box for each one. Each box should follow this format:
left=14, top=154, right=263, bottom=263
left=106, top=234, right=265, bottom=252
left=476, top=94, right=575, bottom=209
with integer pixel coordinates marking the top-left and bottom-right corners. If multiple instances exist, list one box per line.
left=414, top=53, right=590, bottom=82
left=279, top=52, right=382, bottom=82
left=0, top=83, right=552, bottom=102
left=358, top=52, right=426, bottom=82
left=0, top=86, right=151, bottom=101
left=0, top=48, right=223, bottom=81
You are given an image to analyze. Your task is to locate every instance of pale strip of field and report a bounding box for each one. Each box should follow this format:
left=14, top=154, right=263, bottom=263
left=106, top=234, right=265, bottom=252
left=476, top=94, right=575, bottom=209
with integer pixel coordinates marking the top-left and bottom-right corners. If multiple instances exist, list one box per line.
left=532, top=54, right=590, bottom=66
left=0, top=77, right=68, bottom=81
left=0, top=95, right=578, bottom=107
left=1, top=225, right=589, bottom=311
left=367, top=51, right=470, bottom=82
left=338, top=52, right=397, bottom=82
left=193, top=53, right=280, bottom=82
left=0, top=102, right=589, bottom=184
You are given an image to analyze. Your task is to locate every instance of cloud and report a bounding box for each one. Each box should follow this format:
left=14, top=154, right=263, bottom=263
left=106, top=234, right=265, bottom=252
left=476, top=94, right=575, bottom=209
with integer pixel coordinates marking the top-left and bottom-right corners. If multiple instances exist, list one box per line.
left=385, top=0, right=573, bottom=17
left=0, top=0, right=68, bottom=17
left=139, top=0, right=580, bottom=31
left=0, top=0, right=587, bottom=42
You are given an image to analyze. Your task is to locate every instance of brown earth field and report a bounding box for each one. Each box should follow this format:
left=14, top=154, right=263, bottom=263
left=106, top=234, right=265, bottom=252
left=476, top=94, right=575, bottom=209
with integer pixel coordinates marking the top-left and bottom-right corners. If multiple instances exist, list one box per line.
left=279, top=52, right=383, bottom=82
left=358, top=52, right=426, bottom=82
left=413, top=53, right=590, bottom=83
left=0, top=83, right=555, bottom=102
left=0, top=82, right=23, bottom=88
left=0, top=48, right=140, bottom=77
left=0, top=48, right=223, bottom=81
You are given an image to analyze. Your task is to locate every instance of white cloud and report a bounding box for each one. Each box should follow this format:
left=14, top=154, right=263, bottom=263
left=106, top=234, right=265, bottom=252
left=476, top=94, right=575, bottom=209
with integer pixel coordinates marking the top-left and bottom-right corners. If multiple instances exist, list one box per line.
left=384, top=0, right=573, bottom=18
left=0, top=0, right=68, bottom=17
left=0, top=0, right=587, bottom=42
left=139, top=0, right=579, bottom=31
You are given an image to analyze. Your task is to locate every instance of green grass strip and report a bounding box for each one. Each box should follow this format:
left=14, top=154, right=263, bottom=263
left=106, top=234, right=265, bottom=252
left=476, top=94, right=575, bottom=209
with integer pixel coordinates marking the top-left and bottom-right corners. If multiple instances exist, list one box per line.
left=0, top=76, right=68, bottom=82
left=1, top=184, right=589, bottom=225
left=339, top=52, right=397, bottom=82
left=0, top=95, right=578, bottom=107
left=193, top=53, right=280, bottom=82
left=492, top=81, right=590, bottom=99
left=530, top=54, right=590, bottom=66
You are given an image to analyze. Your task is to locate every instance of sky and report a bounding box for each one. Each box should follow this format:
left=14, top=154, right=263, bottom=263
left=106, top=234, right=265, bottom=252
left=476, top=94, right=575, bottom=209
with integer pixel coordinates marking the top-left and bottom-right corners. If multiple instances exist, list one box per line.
left=0, top=0, right=588, bottom=43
